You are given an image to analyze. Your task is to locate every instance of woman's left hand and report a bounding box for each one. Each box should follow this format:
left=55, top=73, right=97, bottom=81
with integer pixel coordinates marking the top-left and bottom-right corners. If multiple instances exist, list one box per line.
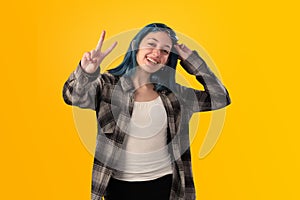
left=174, top=43, right=193, bottom=61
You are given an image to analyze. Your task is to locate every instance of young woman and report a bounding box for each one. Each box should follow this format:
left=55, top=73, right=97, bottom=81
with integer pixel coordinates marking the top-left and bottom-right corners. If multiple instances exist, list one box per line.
left=63, top=23, right=231, bottom=200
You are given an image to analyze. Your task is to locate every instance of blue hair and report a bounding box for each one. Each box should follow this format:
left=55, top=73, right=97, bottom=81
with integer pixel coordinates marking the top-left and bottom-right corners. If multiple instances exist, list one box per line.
left=108, top=23, right=179, bottom=92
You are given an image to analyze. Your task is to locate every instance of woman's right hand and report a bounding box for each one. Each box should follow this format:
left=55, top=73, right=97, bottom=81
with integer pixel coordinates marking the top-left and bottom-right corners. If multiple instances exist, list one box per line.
left=81, top=30, right=117, bottom=73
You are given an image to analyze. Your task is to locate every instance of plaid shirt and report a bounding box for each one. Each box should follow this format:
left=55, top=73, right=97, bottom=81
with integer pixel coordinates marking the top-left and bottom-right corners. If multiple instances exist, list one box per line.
left=63, top=51, right=231, bottom=200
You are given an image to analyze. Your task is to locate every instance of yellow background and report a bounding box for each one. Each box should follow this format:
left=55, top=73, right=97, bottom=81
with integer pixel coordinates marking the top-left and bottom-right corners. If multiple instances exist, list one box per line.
left=1, top=0, right=300, bottom=199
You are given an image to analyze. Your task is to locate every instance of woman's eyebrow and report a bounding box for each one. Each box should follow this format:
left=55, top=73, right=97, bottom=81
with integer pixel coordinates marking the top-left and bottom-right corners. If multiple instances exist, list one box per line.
left=146, top=38, right=171, bottom=49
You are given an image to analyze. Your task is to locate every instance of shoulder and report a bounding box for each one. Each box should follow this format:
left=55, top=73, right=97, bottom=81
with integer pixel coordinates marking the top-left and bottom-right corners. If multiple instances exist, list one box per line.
left=100, top=72, right=120, bottom=84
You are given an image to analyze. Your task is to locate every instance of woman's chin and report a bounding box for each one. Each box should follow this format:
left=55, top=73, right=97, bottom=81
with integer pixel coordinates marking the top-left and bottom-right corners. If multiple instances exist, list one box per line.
left=137, top=64, right=161, bottom=74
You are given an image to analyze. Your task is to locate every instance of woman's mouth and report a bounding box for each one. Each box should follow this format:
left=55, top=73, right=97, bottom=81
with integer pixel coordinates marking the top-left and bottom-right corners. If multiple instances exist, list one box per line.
left=146, top=56, right=159, bottom=65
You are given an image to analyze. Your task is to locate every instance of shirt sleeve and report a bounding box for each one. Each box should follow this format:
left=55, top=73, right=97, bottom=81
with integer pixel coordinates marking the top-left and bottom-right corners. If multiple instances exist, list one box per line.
left=62, top=62, right=102, bottom=110
left=176, top=51, right=231, bottom=112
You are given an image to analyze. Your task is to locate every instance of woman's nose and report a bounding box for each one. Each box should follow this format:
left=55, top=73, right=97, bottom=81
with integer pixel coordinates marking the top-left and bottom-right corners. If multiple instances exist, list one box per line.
left=152, top=48, right=161, bottom=57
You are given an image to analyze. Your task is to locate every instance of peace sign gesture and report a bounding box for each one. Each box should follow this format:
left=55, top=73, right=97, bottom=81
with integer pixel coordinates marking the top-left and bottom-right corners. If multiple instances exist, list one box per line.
left=81, top=31, right=118, bottom=73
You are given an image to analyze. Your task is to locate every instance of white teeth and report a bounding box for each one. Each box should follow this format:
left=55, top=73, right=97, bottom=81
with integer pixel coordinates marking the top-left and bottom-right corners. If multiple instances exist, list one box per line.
left=147, top=57, right=158, bottom=64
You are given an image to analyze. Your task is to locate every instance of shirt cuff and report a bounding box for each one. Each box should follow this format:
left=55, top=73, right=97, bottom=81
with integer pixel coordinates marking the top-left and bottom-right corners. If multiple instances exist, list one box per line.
left=74, top=61, right=100, bottom=83
left=75, top=61, right=100, bottom=80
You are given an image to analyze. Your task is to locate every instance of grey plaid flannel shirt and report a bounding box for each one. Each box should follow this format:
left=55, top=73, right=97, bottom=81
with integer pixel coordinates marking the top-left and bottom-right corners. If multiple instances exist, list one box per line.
left=63, top=51, right=231, bottom=200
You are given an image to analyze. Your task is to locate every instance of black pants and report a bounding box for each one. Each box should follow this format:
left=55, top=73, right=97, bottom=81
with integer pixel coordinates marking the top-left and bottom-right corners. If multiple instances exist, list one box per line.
left=105, top=174, right=172, bottom=200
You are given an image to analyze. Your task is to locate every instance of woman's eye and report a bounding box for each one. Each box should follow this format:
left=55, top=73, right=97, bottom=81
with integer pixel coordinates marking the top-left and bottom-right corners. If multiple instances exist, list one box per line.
left=147, top=42, right=155, bottom=47
left=161, top=49, right=170, bottom=55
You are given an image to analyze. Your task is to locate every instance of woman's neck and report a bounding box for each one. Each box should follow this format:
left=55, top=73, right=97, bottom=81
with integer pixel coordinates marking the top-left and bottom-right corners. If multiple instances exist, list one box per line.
left=131, top=68, right=159, bottom=102
left=132, top=68, right=152, bottom=89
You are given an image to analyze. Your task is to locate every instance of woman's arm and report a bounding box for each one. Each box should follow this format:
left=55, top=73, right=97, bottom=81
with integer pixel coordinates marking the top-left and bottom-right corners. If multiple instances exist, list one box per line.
left=62, top=31, right=117, bottom=110
left=62, top=63, right=101, bottom=110
left=174, top=44, right=231, bottom=112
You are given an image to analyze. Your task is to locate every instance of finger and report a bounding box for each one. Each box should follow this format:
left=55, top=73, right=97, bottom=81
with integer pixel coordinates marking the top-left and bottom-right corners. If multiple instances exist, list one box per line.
left=179, top=44, right=187, bottom=52
left=173, top=45, right=184, bottom=59
left=175, top=43, right=191, bottom=55
left=91, top=49, right=97, bottom=59
left=103, top=41, right=118, bottom=57
left=174, top=44, right=183, bottom=54
left=83, top=52, right=92, bottom=61
left=95, top=30, right=106, bottom=52
left=174, top=43, right=180, bottom=50
left=92, top=58, right=97, bottom=63
left=82, top=52, right=88, bottom=60
left=180, top=44, right=192, bottom=53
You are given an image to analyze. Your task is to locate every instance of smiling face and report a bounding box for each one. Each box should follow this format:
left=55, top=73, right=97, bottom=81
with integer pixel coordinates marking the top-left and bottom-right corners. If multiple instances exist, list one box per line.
left=135, top=31, right=173, bottom=74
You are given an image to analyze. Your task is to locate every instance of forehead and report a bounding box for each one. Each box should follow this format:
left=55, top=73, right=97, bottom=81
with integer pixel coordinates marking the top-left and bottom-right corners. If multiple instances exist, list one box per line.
left=142, top=31, right=172, bottom=45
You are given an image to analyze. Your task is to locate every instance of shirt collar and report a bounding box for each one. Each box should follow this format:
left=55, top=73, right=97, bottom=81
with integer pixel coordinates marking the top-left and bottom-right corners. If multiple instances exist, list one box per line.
left=119, top=75, right=135, bottom=92
left=118, top=74, right=169, bottom=95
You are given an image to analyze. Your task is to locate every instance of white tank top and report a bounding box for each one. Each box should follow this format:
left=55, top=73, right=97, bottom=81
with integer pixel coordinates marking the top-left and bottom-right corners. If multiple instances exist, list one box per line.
left=112, top=96, right=173, bottom=181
